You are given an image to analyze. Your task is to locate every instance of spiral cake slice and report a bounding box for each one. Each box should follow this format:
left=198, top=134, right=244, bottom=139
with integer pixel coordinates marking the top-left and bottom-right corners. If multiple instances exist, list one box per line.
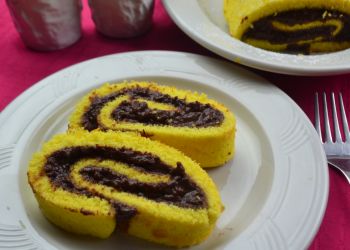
left=68, top=81, right=236, bottom=168
left=223, top=0, right=350, bottom=53
left=27, top=130, right=222, bottom=247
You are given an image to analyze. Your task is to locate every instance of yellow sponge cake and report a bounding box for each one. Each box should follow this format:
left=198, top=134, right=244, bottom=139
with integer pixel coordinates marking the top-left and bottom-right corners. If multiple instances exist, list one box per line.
left=224, top=0, right=350, bottom=53
left=27, top=130, right=223, bottom=247
left=68, top=81, right=236, bottom=168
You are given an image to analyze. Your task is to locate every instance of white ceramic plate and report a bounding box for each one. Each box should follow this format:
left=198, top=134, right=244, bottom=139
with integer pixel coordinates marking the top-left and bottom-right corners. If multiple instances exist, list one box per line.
left=0, top=51, right=328, bottom=250
left=162, top=0, right=350, bottom=76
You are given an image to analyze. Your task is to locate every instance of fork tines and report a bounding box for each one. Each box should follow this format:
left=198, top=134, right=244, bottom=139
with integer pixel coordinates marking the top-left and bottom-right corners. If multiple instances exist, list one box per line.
left=315, top=93, right=350, bottom=145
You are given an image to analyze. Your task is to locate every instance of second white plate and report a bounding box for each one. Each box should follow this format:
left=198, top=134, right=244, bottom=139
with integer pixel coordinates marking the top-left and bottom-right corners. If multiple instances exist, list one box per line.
left=163, top=0, right=350, bottom=76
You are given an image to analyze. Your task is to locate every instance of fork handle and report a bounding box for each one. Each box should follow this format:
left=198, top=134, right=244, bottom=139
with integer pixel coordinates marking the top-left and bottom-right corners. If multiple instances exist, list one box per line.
left=328, top=159, right=350, bottom=184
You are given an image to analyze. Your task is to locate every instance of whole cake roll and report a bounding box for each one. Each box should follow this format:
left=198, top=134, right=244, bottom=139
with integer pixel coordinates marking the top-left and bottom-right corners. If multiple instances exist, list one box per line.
left=223, top=0, right=350, bottom=53
left=27, top=130, right=223, bottom=247
left=68, top=81, right=236, bottom=168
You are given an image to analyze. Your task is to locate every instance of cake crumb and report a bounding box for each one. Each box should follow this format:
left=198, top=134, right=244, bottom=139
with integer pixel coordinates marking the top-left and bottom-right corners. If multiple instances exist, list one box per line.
left=322, top=11, right=327, bottom=19
left=250, top=24, right=254, bottom=29
left=298, top=54, right=304, bottom=56
left=19, top=220, right=26, bottom=229
left=235, top=58, right=242, bottom=63
left=328, top=13, right=332, bottom=17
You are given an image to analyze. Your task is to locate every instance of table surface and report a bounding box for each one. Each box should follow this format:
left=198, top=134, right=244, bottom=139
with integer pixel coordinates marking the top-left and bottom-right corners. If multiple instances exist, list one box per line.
left=1, top=0, right=349, bottom=249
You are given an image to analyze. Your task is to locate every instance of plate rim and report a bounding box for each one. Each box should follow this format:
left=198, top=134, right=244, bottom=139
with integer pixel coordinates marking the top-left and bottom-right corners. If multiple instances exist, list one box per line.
left=0, top=50, right=329, bottom=250
left=162, top=0, right=350, bottom=76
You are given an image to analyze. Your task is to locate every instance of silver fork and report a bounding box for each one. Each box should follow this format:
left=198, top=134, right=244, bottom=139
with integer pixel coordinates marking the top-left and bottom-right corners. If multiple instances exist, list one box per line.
left=315, top=92, right=350, bottom=184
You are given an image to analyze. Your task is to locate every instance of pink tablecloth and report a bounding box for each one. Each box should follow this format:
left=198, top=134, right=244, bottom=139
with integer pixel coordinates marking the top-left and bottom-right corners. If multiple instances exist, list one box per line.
left=1, top=0, right=350, bottom=249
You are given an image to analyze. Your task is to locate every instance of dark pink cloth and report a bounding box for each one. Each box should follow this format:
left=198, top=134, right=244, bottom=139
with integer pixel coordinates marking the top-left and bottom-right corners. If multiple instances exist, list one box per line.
left=1, top=0, right=349, bottom=249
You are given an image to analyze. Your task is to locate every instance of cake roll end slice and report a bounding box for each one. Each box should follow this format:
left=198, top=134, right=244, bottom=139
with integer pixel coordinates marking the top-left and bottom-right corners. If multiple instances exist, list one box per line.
left=224, top=0, right=350, bottom=53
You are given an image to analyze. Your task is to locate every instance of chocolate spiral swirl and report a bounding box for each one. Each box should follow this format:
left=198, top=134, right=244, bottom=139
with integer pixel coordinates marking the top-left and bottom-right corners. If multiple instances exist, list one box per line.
left=244, top=9, right=350, bottom=52
left=44, top=146, right=207, bottom=222
left=81, top=86, right=223, bottom=131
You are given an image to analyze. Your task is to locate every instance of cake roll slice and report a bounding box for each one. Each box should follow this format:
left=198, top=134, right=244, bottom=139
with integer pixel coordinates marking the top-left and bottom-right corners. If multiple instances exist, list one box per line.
left=27, top=130, right=223, bottom=248
left=223, top=0, right=350, bottom=53
left=69, top=81, right=236, bottom=168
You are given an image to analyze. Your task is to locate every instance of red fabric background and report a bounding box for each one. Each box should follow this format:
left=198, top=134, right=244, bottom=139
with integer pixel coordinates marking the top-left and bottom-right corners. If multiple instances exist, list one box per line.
left=1, top=0, right=350, bottom=249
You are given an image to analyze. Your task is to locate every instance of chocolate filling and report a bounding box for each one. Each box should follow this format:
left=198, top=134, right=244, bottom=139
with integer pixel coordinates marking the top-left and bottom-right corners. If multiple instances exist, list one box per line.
left=80, top=163, right=205, bottom=208
left=81, top=86, right=223, bottom=131
left=44, top=146, right=207, bottom=222
left=243, top=9, right=350, bottom=52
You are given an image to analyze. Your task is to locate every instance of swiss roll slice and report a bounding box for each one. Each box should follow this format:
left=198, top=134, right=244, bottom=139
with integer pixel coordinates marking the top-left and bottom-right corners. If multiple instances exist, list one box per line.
left=223, top=0, right=350, bottom=53
left=27, top=130, right=223, bottom=248
left=68, top=81, right=236, bottom=168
